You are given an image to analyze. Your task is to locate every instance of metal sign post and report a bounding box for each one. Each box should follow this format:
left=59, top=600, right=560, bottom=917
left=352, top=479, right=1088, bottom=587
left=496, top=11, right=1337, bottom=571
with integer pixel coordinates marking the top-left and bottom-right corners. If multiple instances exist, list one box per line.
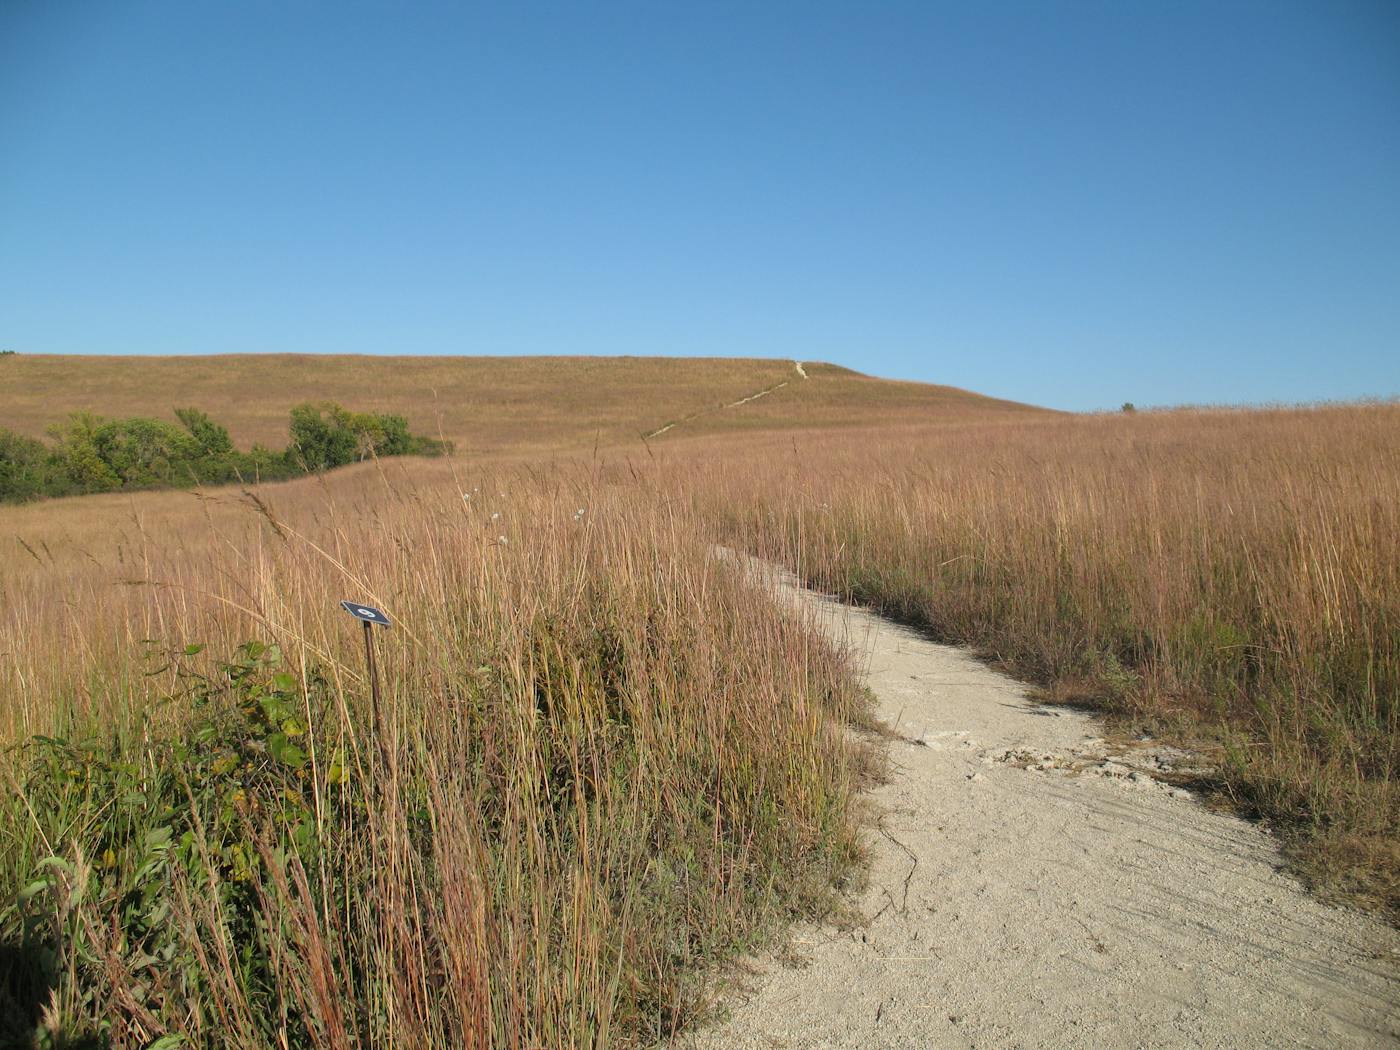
left=341, top=601, right=391, bottom=735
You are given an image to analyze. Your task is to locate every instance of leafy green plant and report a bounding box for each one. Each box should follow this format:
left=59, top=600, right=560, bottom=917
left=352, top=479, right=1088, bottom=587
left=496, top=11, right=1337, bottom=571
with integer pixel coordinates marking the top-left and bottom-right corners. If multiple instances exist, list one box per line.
left=2, top=643, right=350, bottom=1047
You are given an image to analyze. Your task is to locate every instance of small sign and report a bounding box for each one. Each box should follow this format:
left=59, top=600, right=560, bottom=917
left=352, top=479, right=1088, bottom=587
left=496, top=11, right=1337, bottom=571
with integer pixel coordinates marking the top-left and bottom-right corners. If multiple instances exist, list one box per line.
left=340, top=601, right=391, bottom=627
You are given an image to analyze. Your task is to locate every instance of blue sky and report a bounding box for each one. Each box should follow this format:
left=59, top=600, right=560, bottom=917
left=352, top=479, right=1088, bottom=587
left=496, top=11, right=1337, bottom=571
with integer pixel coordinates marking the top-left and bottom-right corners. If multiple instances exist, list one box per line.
left=2, top=1, right=1397, bottom=411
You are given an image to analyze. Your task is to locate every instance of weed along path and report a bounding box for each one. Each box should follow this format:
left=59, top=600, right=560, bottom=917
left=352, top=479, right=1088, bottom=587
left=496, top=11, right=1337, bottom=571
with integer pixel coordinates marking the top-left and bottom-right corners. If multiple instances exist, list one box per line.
left=688, top=559, right=1399, bottom=1049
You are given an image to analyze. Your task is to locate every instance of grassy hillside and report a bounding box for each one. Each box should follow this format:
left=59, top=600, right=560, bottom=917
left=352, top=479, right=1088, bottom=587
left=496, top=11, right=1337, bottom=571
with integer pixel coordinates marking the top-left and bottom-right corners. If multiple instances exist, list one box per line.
left=4, top=354, right=1394, bottom=1046
left=0, top=354, right=1047, bottom=452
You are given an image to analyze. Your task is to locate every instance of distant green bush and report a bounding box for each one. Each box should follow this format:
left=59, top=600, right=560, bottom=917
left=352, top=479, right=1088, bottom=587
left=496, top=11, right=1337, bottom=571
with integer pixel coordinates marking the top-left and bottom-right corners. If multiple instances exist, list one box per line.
left=286, top=401, right=447, bottom=471
left=0, top=402, right=450, bottom=503
left=0, top=429, right=56, bottom=502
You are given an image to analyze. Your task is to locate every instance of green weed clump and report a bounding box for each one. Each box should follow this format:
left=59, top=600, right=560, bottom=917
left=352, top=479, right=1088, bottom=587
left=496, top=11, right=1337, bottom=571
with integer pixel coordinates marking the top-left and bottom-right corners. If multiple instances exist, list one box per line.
left=2, top=642, right=336, bottom=1047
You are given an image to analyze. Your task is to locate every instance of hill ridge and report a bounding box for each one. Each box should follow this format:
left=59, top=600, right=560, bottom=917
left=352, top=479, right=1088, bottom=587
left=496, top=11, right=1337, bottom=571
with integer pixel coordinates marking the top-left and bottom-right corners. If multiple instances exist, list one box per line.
left=1, top=353, right=1047, bottom=453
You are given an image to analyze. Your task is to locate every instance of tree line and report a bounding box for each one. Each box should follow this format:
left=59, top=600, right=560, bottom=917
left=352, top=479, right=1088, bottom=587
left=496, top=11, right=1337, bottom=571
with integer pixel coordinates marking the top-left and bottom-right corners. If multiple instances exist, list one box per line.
left=0, top=402, right=449, bottom=503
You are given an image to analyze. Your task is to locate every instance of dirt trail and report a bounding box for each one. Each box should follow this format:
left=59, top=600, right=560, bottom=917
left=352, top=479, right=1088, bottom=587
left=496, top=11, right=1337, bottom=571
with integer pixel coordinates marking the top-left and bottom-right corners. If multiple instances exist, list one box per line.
left=687, top=560, right=1399, bottom=1049
left=642, top=361, right=805, bottom=439
left=641, top=378, right=793, bottom=440
left=726, top=381, right=788, bottom=408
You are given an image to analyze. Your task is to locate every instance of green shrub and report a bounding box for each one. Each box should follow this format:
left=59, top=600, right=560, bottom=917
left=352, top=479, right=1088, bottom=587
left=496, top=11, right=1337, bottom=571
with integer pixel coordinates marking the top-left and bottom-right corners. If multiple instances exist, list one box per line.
left=174, top=408, right=234, bottom=458
left=0, top=429, right=55, bottom=502
left=2, top=643, right=344, bottom=1047
left=91, top=418, right=201, bottom=488
left=288, top=402, right=449, bottom=470
left=287, top=402, right=361, bottom=471
left=0, top=403, right=449, bottom=504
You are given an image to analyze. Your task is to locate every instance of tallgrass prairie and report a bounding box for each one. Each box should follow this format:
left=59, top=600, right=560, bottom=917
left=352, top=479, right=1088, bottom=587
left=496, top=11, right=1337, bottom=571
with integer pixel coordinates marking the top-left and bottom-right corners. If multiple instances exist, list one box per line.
left=3, top=359, right=1396, bottom=1047
left=681, top=402, right=1400, bottom=911
left=1, top=457, right=871, bottom=1047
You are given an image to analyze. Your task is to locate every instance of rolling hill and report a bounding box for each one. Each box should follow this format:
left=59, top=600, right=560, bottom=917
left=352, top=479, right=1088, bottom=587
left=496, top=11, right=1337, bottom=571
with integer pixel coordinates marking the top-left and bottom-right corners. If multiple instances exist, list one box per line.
left=0, top=354, right=1048, bottom=454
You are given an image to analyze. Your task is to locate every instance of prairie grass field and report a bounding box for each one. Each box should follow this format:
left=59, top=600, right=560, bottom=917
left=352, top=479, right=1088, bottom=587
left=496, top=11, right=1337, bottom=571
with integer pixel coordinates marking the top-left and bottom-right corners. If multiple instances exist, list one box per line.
left=1, top=458, right=872, bottom=1047
left=1, top=358, right=1397, bottom=1046
left=688, top=402, right=1400, bottom=911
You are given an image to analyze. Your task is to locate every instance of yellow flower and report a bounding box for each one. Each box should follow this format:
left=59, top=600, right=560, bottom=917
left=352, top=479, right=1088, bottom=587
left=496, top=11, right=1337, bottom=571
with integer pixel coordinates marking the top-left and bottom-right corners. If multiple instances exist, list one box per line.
left=211, top=753, right=238, bottom=776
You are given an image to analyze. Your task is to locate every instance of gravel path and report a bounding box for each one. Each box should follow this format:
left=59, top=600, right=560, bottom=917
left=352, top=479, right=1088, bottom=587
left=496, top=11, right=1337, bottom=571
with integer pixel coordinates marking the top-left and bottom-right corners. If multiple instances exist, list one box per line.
left=685, top=560, right=1399, bottom=1049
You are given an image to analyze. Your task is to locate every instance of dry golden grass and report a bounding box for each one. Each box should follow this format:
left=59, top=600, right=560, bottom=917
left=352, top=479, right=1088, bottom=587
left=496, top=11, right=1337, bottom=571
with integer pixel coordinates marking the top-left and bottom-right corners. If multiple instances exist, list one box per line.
left=1, top=456, right=871, bottom=1047
left=0, top=357, right=1028, bottom=1046
left=0, top=354, right=1043, bottom=452
left=3, top=357, right=1396, bottom=1046
left=674, top=402, right=1400, bottom=912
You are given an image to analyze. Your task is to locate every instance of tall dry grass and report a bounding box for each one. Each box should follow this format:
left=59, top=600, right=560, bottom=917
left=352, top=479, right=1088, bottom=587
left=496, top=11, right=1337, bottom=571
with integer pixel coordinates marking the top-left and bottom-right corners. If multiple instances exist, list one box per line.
left=5, top=392, right=1396, bottom=1045
left=681, top=403, right=1400, bottom=909
left=0, top=459, right=870, bottom=1047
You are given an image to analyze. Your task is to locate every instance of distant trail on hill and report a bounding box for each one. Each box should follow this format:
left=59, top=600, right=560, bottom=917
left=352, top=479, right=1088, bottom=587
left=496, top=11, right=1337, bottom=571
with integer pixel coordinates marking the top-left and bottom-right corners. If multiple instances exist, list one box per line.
left=4, top=354, right=1050, bottom=453
left=687, top=558, right=1399, bottom=1049
left=725, top=381, right=788, bottom=408
left=642, top=379, right=793, bottom=440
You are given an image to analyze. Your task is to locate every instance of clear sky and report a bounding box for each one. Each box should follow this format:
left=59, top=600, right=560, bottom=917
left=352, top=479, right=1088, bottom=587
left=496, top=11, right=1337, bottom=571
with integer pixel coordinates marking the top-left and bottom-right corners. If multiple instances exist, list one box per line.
left=3, top=1, right=1397, bottom=410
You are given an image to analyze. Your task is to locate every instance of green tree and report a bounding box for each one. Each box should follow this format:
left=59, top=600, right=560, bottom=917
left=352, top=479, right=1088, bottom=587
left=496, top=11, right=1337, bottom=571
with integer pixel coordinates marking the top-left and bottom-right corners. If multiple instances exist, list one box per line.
left=91, top=417, right=201, bottom=487
left=288, top=402, right=359, bottom=471
left=287, top=402, right=436, bottom=468
left=4, top=403, right=444, bottom=502
left=0, top=428, right=57, bottom=502
left=47, top=412, right=121, bottom=494
left=175, top=407, right=234, bottom=457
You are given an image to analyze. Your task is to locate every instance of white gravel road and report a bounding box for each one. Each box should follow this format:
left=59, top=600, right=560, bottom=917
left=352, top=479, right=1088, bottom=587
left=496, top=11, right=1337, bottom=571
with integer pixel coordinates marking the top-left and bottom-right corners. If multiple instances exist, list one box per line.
left=685, top=559, right=1399, bottom=1049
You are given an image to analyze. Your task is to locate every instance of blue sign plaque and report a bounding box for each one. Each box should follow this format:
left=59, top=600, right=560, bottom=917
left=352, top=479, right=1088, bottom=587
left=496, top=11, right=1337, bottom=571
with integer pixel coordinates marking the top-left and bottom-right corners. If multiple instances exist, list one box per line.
left=340, top=601, right=391, bottom=627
